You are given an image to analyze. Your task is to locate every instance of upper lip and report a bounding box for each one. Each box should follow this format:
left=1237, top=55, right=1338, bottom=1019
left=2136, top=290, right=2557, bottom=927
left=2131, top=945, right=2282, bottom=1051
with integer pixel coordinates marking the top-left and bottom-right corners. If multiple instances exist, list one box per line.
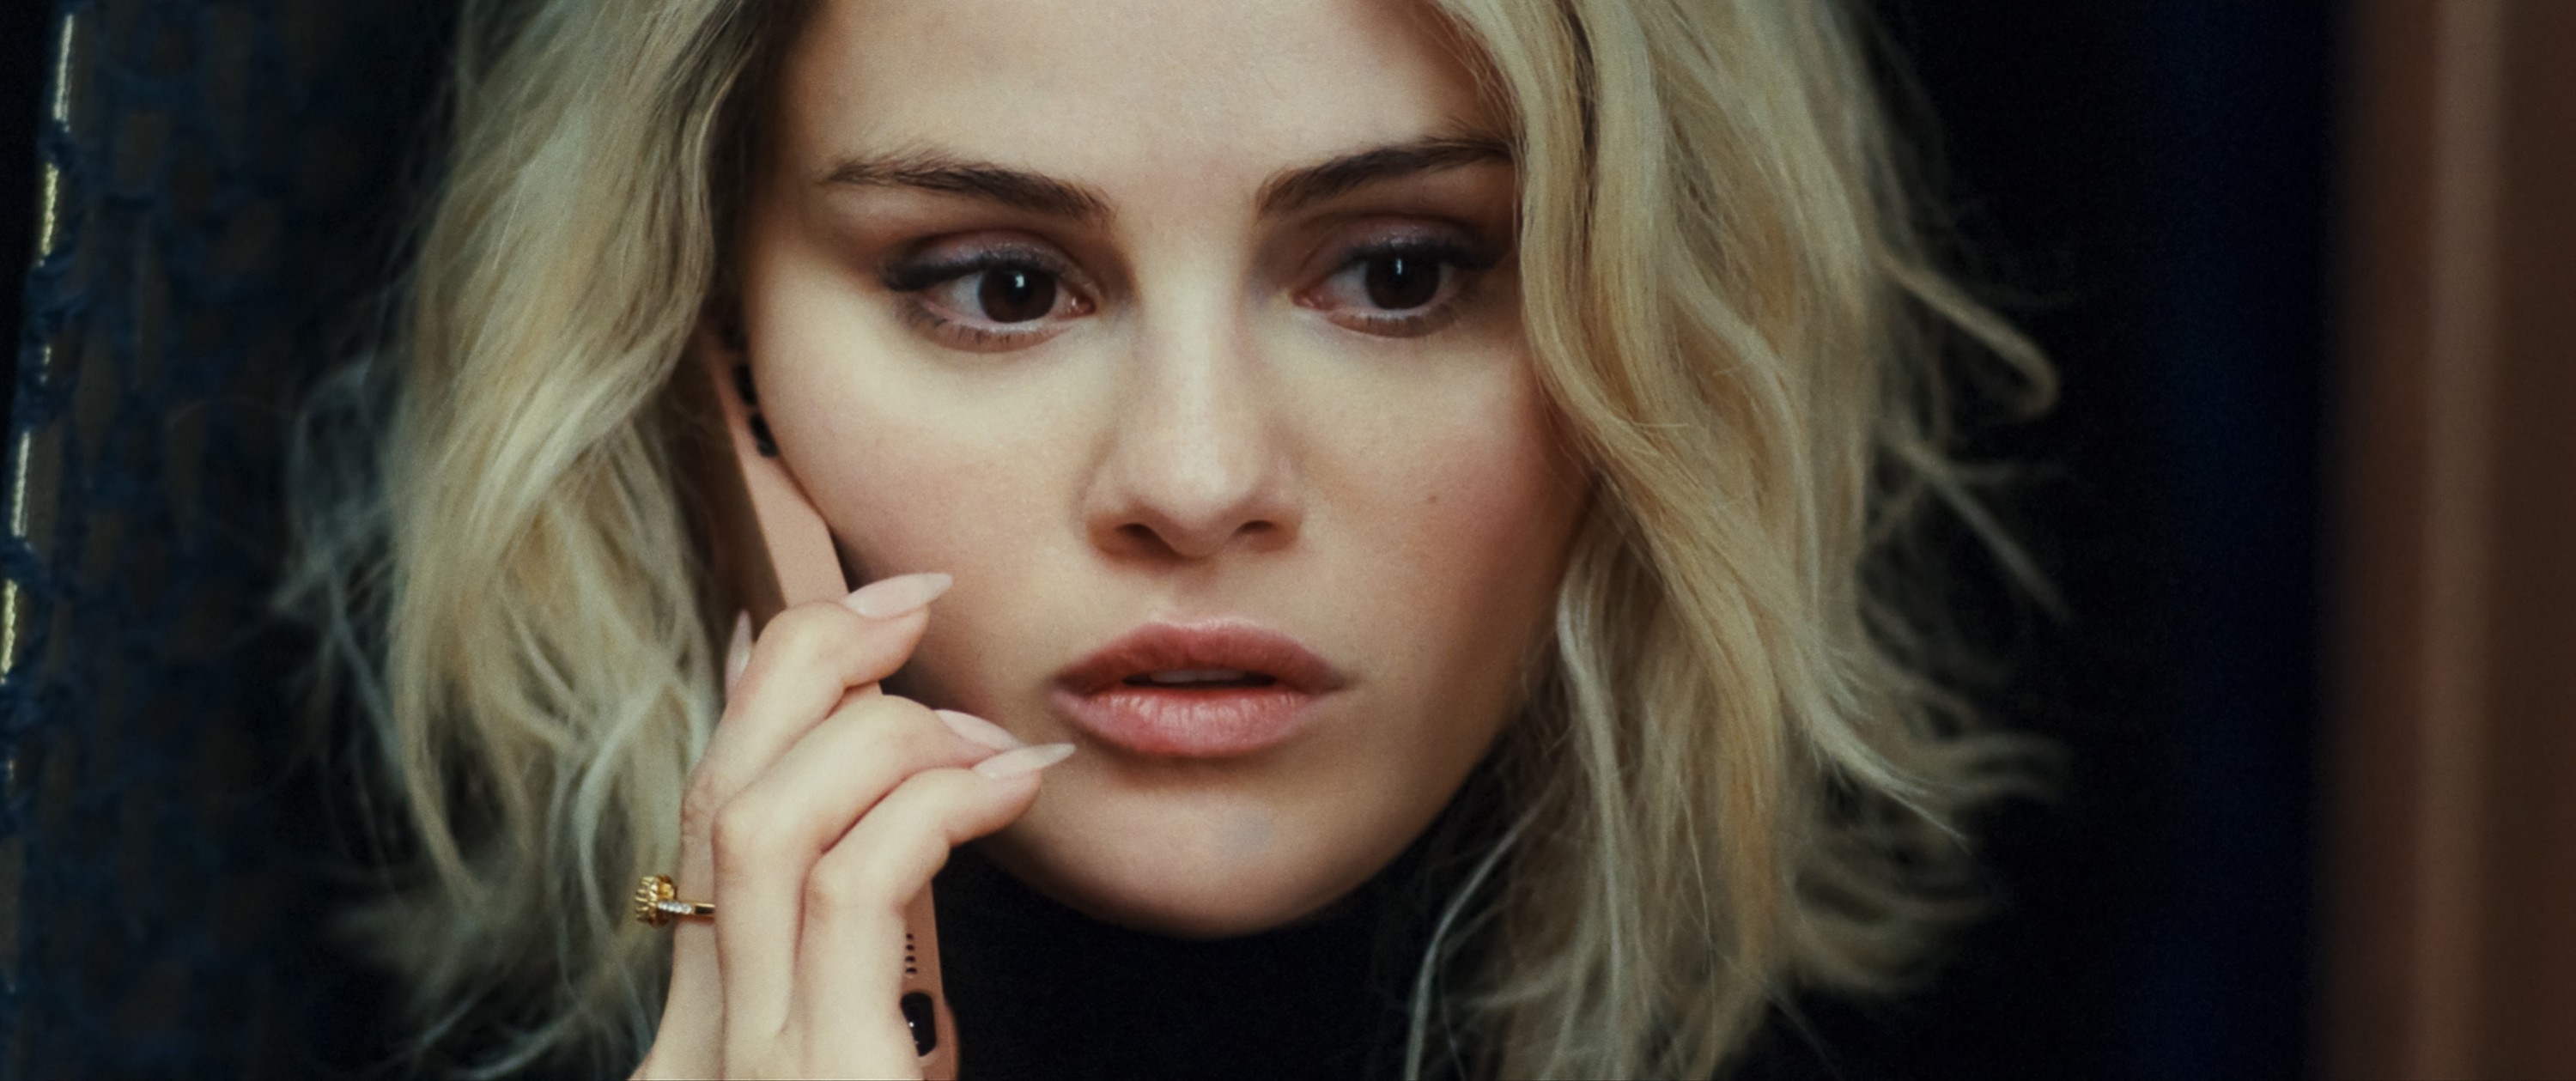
left=1054, top=621, right=1346, bottom=695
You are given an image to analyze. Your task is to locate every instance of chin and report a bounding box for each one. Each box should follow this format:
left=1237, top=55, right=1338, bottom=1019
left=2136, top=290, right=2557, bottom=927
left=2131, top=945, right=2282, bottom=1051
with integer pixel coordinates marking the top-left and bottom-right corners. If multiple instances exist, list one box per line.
left=973, top=775, right=1397, bottom=939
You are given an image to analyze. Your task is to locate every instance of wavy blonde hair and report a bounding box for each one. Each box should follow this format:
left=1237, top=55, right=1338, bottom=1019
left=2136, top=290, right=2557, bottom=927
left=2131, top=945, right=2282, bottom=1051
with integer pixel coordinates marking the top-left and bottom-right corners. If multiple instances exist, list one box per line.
left=282, top=0, right=2050, bottom=1076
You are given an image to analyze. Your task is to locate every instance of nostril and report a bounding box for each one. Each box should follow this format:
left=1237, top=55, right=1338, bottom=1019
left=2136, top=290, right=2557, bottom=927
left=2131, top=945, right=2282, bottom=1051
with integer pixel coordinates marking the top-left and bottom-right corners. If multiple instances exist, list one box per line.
left=1093, top=483, right=1301, bottom=561
left=1110, top=518, right=1285, bottom=561
left=1111, top=521, right=1182, bottom=557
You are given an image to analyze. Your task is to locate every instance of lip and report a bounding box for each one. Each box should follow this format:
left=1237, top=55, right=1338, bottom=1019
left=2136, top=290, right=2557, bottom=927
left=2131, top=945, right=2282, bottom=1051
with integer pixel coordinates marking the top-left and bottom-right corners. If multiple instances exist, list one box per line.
left=1050, top=621, right=1347, bottom=758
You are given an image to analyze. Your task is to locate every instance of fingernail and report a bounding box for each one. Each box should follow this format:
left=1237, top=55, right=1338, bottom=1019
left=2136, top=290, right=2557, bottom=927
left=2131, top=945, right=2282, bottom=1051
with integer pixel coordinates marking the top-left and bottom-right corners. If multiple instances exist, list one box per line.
left=935, top=709, right=1024, bottom=751
left=972, top=742, right=1074, bottom=780
left=724, top=610, right=752, bottom=695
left=844, top=572, right=953, bottom=620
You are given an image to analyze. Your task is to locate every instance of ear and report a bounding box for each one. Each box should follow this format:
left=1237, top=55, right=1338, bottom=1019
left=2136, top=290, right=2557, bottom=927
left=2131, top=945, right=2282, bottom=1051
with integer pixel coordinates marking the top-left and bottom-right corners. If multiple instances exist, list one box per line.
left=689, top=319, right=850, bottom=627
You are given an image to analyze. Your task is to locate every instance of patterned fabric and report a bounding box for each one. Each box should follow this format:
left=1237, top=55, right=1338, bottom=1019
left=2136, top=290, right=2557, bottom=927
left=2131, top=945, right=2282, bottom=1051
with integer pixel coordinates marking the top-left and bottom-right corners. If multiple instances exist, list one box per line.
left=3, top=3, right=447, bottom=1073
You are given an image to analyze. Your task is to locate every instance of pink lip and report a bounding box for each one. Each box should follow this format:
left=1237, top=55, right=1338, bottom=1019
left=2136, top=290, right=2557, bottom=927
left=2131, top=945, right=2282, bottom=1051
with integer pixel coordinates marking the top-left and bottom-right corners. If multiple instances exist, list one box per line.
left=1050, top=621, right=1347, bottom=758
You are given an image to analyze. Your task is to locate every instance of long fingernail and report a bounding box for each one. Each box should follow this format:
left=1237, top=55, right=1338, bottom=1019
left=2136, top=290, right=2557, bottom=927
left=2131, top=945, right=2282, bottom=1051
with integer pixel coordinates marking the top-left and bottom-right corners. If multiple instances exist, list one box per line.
left=724, top=610, right=752, bottom=695
left=972, top=742, right=1074, bottom=780
left=844, top=572, right=953, bottom=620
left=935, top=709, right=1024, bottom=751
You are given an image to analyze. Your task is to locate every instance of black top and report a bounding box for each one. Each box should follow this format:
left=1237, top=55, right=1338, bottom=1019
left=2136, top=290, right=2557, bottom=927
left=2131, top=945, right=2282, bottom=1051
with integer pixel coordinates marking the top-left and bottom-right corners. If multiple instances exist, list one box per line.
left=933, top=842, right=1427, bottom=1080
left=924, top=777, right=1874, bottom=1081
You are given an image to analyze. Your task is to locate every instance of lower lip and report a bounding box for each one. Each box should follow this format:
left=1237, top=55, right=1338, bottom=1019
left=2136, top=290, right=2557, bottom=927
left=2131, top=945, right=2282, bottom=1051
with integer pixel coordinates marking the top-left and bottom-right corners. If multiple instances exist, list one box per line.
left=1050, top=683, right=1326, bottom=758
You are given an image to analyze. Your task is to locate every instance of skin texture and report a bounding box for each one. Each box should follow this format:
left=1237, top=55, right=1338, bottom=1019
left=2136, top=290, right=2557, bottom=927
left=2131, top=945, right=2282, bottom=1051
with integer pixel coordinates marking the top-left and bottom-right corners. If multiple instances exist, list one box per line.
left=643, top=0, right=1588, bottom=1073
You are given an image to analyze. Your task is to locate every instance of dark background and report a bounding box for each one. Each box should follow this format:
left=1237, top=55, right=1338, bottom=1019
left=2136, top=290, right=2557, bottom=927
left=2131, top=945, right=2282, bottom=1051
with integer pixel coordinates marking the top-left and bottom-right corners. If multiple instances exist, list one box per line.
left=1819, top=3, right=2329, bottom=1078
left=3, top=2, right=42, bottom=358
left=0, top=3, right=2333, bottom=1077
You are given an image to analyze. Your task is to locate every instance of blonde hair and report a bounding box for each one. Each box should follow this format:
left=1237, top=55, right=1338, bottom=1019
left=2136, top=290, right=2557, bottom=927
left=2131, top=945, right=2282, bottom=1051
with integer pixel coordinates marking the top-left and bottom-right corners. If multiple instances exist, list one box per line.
left=282, top=0, right=2050, bottom=1076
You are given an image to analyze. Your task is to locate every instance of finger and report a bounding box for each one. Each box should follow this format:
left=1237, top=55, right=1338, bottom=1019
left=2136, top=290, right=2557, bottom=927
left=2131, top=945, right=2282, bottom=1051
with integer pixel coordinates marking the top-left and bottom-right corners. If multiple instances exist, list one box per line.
left=676, top=574, right=949, bottom=896
left=791, top=748, right=1070, bottom=1070
left=712, top=695, right=1009, bottom=1062
left=698, top=572, right=953, bottom=815
left=639, top=606, right=764, bottom=1078
left=653, top=574, right=945, bottom=1075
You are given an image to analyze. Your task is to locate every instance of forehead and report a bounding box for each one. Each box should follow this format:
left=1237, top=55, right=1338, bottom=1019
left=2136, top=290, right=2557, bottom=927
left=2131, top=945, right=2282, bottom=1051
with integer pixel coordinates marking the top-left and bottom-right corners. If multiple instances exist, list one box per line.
left=775, top=0, right=1498, bottom=184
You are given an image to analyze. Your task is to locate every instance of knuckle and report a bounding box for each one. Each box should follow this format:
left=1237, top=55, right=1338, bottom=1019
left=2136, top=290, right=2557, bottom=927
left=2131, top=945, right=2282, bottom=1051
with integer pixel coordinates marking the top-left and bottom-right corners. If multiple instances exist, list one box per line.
left=824, top=795, right=956, bottom=902
left=878, top=700, right=945, bottom=748
left=886, top=772, right=983, bottom=851
left=678, top=771, right=724, bottom=837
left=905, top=766, right=984, bottom=813
left=847, top=695, right=966, bottom=762
left=708, top=796, right=781, bottom=867
left=808, top=848, right=920, bottom=927
left=800, top=853, right=887, bottom=920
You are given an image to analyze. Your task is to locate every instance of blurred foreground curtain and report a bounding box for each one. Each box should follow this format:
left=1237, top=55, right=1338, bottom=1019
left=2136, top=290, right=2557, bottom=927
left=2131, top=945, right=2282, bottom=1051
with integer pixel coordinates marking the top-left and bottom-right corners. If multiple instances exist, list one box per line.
left=2323, top=3, right=2576, bottom=1077
left=3, top=2, right=447, bottom=1072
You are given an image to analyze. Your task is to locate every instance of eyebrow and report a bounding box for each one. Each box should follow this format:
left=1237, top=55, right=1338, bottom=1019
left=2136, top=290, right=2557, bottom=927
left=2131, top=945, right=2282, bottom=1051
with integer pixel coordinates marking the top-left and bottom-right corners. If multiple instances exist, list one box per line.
left=1254, top=135, right=1514, bottom=216
left=817, top=134, right=1514, bottom=223
left=822, top=151, right=1114, bottom=222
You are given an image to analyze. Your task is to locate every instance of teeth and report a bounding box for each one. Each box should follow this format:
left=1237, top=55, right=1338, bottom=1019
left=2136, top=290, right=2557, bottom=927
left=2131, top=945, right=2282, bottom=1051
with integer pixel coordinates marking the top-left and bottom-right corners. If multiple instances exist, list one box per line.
left=1142, top=669, right=1256, bottom=685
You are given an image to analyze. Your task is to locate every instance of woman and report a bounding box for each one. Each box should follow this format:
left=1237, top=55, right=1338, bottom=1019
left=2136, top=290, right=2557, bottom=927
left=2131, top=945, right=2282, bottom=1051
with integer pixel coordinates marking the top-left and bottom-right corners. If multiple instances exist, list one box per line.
left=285, top=0, right=2049, bottom=1076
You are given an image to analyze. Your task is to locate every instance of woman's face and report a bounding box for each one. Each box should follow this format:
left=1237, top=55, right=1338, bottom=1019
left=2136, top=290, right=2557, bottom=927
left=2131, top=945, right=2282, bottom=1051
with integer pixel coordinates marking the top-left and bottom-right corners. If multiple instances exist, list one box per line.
left=739, top=0, right=1586, bottom=937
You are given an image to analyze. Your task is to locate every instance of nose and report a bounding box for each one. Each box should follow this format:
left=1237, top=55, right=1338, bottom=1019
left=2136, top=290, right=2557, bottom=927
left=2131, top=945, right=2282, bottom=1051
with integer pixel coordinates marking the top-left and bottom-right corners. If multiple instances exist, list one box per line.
left=1083, top=316, right=1302, bottom=562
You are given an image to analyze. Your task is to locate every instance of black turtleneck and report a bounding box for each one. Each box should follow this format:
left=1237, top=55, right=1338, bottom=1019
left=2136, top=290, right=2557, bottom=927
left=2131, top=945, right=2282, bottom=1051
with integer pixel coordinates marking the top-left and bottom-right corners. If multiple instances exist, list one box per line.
left=932, top=841, right=1426, bottom=1080
left=923, top=756, right=1858, bottom=1081
left=929, top=840, right=1859, bottom=1081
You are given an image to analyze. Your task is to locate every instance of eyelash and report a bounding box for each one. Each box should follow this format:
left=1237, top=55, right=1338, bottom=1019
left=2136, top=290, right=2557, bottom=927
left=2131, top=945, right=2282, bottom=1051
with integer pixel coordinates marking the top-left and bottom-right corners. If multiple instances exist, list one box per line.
left=881, top=246, right=1089, bottom=350
left=878, top=232, right=1504, bottom=350
left=1309, top=236, right=1499, bottom=338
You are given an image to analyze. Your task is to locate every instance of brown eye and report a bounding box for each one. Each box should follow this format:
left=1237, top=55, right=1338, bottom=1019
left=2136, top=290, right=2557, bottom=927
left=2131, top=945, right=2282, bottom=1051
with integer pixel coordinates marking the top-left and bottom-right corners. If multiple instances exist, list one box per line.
left=1362, top=255, right=1440, bottom=311
left=977, top=269, right=1058, bottom=324
left=1301, top=235, right=1495, bottom=338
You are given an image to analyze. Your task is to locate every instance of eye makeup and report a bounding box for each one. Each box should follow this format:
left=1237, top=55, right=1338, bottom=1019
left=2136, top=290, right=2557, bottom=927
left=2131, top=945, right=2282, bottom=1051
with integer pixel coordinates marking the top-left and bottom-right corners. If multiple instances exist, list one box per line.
left=880, top=241, right=1084, bottom=295
left=1300, top=232, right=1504, bottom=338
left=861, top=208, right=1511, bottom=354
left=880, top=238, right=1097, bottom=351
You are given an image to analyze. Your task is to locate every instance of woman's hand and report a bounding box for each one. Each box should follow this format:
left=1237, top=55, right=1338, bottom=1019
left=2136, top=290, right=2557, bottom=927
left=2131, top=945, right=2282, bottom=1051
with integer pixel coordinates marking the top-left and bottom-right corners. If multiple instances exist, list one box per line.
left=635, top=573, right=1069, bottom=1079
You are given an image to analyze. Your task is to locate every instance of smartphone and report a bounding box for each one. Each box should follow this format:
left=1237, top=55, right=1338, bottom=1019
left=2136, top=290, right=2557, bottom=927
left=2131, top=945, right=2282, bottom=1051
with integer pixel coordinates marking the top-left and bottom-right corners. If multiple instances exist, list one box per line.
left=693, top=345, right=961, bottom=1078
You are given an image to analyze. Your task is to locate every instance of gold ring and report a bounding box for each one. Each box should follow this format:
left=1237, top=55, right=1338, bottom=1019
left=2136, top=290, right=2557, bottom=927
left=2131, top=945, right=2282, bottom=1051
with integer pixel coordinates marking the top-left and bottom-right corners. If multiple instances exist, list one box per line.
left=635, top=874, right=715, bottom=927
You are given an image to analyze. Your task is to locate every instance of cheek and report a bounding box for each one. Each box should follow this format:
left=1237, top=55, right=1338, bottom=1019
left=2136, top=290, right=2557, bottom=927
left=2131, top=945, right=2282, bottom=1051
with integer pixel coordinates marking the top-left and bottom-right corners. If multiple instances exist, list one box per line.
left=823, top=424, right=1054, bottom=579
left=1315, top=361, right=1583, bottom=774
left=1356, top=368, right=1582, bottom=641
left=736, top=202, right=1074, bottom=591
left=806, top=410, right=1090, bottom=683
left=752, top=349, right=1079, bottom=683
left=778, top=405, right=1081, bottom=714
